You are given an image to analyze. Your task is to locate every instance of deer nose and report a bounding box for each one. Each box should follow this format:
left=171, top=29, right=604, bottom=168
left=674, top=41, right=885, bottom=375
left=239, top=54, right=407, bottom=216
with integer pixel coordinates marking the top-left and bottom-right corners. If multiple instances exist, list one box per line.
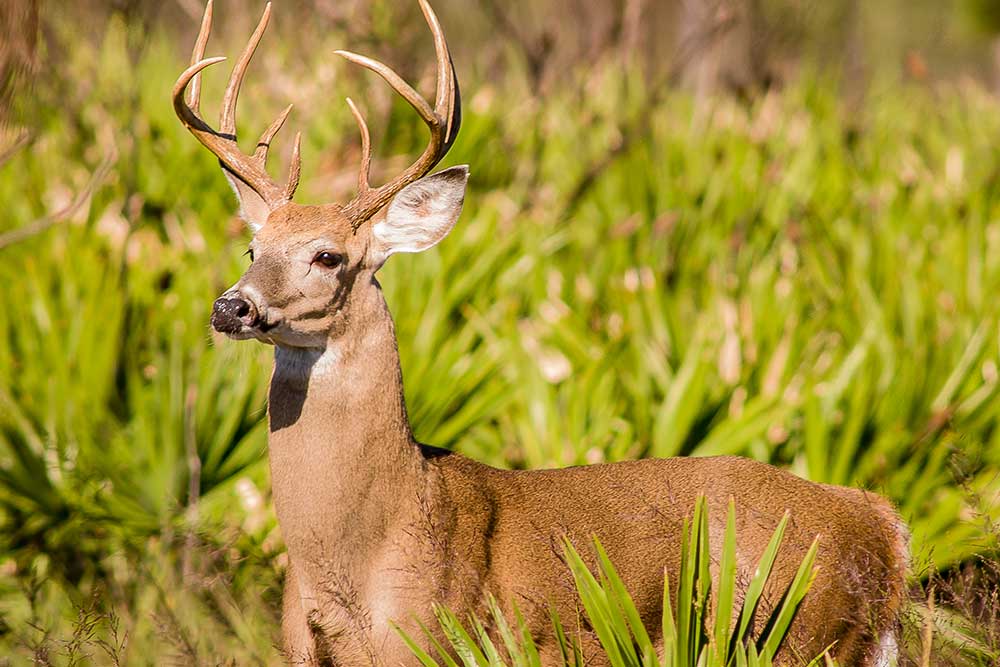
left=211, top=295, right=259, bottom=333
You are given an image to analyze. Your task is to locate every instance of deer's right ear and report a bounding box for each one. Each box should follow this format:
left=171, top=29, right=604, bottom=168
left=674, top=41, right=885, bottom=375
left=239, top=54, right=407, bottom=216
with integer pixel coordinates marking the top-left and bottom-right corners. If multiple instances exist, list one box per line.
left=371, top=166, right=469, bottom=265
left=223, top=171, right=271, bottom=233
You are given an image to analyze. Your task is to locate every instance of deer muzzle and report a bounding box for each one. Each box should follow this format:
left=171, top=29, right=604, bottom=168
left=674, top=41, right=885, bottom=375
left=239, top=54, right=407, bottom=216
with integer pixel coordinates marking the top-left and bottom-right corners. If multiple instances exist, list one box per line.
left=211, top=295, right=259, bottom=334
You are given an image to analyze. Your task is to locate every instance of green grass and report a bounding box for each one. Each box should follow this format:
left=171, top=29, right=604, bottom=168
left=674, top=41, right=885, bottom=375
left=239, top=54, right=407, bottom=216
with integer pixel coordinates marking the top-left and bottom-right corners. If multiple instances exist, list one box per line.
left=0, top=9, right=999, bottom=665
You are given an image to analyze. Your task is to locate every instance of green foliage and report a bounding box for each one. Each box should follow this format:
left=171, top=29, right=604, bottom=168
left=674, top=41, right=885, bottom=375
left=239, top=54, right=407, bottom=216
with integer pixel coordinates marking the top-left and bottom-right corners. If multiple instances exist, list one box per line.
left=396, top=497, right=823, bottom=666
left=1, top=6, right=999, bottom=663
left=963, top=0, right=1000, bottom=35
left=0, top=532, right=283, bottom=665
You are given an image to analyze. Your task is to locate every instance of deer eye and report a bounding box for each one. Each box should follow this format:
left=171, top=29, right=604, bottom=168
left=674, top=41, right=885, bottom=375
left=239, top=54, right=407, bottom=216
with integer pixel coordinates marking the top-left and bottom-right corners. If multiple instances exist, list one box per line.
left=313, top=251, right=343, bottom=268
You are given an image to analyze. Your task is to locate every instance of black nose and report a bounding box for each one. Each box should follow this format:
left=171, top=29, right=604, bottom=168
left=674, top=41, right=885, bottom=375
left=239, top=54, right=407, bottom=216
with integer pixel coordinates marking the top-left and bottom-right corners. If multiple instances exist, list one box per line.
left=211, top=296, right=258, bottom=334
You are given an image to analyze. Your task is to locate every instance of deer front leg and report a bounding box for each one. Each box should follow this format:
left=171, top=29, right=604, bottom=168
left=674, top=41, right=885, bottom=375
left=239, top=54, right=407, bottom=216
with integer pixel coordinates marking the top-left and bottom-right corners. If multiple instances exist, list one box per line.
left=282, top=565, right=322, bottom=667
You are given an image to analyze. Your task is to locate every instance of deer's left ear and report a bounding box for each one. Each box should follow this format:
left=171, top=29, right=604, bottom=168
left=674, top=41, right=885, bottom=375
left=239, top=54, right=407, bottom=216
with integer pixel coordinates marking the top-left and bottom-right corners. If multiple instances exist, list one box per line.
left=223, top=171, right=271, bottom=233
left=371, top=165, right=469, bottom=263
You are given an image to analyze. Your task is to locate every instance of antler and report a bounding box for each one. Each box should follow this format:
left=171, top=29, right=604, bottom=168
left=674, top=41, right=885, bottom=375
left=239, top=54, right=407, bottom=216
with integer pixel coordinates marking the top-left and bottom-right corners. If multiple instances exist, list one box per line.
left=172, top=1, right=301, bottom=210
left=336, top=0, right=461, bottom=229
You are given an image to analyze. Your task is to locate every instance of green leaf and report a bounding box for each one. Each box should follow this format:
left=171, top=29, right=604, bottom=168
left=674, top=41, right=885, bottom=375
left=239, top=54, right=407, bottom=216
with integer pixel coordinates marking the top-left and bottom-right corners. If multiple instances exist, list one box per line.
left=735, top=511, right=790, bottom=645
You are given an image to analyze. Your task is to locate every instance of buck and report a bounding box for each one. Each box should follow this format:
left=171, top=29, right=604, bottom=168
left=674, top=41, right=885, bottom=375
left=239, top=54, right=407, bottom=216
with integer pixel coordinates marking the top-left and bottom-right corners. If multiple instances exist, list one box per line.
left=173, top=2, right=909, bottom=665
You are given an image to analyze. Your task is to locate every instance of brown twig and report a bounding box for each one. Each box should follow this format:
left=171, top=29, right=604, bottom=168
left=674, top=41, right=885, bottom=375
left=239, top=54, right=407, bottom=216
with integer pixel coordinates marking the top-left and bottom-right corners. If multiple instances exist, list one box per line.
left=0, top=129, right=31, bottom=168
left=0, top=142, right=117, bottom=250
left=921, top=584, right=935, bottom=667
left=620, top=0, right=645, bottom=68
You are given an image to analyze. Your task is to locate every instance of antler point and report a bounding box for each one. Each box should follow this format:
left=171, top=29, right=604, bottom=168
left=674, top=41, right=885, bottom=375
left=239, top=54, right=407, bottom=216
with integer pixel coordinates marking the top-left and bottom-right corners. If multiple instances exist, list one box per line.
left=334, top=50, right=365, bottom=64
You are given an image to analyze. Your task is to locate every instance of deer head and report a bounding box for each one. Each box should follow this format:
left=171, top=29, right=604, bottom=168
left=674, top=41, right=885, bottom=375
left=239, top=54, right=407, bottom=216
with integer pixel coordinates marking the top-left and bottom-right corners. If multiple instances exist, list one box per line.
left=173, top=0, right=466, bottom=349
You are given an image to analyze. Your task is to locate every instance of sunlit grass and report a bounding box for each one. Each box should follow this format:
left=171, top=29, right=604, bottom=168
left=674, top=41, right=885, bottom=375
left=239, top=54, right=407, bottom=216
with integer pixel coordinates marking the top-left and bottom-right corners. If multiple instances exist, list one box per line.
left=0, top=8, right=999, bottom=665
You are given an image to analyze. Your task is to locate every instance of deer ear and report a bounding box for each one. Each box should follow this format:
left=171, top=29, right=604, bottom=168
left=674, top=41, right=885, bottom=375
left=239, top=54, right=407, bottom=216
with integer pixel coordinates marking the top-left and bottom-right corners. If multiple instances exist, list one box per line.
left=223, top=170, right=271, bottom=233
left=372, top=165, right=469, bottom=261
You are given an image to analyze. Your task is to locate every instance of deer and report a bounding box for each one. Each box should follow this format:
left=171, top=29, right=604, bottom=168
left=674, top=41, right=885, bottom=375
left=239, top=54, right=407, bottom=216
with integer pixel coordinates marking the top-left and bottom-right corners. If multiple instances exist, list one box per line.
left=172, top=2, right=910, bottom=665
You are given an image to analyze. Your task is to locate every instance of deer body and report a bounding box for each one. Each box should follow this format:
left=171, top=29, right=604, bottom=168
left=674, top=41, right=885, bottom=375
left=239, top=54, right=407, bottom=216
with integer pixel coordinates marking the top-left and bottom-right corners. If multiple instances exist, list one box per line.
left=172, top=3, right=909, bottom=666
left=262, top=232, right=908, bottom=666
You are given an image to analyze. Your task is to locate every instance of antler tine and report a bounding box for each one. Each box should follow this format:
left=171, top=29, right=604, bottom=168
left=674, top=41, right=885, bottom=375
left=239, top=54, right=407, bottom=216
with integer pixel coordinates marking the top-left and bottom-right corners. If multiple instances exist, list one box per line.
left=418, top=0, right=455, bottom=123
left=418, top=0, right=461, bottom=151
left=284, top=132, right=302, bottom=201
left=412, top=0, right=460, bottom=151
left=253, top=103, right=293, bottom=163
left=173, top=57, right=230, bottom=136
left=345, top=97, right=372, bottom=194
left=334, top=51, right=436, bottom=124
left=336, top=0, right=461, bottom=227
left=220, top=2, right=271, bottom=136
left=172, top=1, right=300, bottom=209
left=174, top=57, right=287, bottom=204
left=443, top=64, right=461, bottom=150
left=188, top=0, right=214, bottom=113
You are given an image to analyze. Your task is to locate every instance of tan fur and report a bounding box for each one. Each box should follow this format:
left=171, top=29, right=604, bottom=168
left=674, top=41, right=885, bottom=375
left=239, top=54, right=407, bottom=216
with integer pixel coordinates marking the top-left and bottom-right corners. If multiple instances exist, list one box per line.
left=209, top=199, right=911, bottom=667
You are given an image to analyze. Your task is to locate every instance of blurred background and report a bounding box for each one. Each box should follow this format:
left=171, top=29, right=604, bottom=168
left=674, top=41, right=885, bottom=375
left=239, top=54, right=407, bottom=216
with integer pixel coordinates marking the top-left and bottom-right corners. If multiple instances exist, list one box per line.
left=3, top=0, right=1000, bottom=664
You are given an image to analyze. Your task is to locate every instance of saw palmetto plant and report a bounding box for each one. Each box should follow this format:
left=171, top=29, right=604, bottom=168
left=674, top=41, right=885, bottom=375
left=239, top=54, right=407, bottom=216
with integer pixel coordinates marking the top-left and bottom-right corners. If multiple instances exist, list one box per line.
left=399, top=497, right=824, bottom=667
left=1, top=1, right=1000, bottom=664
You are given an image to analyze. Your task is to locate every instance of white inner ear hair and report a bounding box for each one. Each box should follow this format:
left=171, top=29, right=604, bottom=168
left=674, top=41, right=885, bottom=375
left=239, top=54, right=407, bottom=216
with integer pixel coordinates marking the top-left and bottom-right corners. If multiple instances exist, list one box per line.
left=224, top=171, right=269, bottom=233
left=375, top=176, right=465, bottom=255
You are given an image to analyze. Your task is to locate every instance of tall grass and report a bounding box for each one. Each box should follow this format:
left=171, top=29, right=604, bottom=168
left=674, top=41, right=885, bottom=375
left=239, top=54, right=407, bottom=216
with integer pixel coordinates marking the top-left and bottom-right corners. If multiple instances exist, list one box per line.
left=0, top=6, right=999, bottom=664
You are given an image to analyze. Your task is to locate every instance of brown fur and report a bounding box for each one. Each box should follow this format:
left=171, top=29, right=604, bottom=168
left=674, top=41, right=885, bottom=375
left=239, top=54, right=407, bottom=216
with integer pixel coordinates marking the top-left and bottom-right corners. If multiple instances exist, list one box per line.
left=213, top=198, right=909, bottom=667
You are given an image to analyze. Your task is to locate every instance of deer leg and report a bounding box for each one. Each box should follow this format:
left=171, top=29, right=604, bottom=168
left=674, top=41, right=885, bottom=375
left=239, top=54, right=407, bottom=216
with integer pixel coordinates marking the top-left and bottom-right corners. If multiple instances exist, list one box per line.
left=282, top=565, right=323, bottom=667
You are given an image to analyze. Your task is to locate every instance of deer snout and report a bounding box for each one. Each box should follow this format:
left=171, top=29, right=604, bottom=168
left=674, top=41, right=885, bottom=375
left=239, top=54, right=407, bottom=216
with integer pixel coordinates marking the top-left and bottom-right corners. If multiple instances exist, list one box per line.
left=211, top=295, right=259, bottom=334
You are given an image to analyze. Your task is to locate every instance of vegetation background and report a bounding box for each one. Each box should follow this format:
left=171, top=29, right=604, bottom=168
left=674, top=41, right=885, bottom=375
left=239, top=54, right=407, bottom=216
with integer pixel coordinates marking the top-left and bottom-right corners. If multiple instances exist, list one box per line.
left=2, top=0, right=1000, bottom=663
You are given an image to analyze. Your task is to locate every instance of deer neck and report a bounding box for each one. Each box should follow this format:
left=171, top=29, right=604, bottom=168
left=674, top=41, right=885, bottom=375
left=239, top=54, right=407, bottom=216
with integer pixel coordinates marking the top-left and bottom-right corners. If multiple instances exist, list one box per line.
left=266, top=283, right=424, bottom=577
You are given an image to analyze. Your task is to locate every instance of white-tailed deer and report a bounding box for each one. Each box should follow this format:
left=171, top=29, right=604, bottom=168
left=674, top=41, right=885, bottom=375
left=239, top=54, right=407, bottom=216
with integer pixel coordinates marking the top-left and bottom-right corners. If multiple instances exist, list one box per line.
left=173, top=2, right=910, bottom=665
